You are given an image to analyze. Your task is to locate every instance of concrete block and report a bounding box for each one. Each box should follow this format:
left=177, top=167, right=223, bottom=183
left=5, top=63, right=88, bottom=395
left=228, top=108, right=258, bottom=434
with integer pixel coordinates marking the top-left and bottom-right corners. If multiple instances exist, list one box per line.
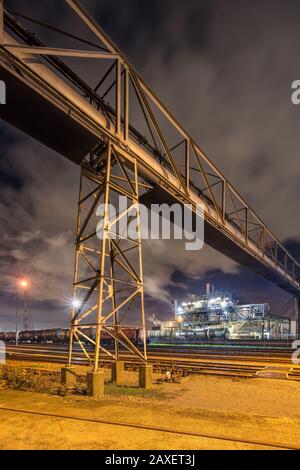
left=139, top=364, right=153, bottom=389
left=61, top=366, right=77, bottom=389
left=111, top=361, right=125, bottom=385
left=87, top=371, right=105, bottom=398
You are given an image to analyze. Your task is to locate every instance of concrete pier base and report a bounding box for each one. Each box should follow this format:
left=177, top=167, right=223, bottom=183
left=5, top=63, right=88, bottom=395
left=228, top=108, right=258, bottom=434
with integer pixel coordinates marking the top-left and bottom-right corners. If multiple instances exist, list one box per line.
left=87, top=371, right=104, bottom=398
left=139, top=364, right=153, bottom=389
left=111, top=361, right=125, bottom=385
left=61, top=366, right=77, bottom=389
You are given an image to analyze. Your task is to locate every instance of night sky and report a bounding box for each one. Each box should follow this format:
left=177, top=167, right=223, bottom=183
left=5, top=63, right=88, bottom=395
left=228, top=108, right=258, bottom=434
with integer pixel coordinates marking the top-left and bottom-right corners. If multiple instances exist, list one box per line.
left=1, top=0, right=300, bottom=330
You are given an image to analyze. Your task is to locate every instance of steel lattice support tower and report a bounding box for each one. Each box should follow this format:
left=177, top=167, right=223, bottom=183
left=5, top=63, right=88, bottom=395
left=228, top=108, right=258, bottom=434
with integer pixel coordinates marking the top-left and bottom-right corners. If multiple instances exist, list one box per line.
left=22, top=287, right=32, bottom=332
left=68, top=141, right=148, bottom=371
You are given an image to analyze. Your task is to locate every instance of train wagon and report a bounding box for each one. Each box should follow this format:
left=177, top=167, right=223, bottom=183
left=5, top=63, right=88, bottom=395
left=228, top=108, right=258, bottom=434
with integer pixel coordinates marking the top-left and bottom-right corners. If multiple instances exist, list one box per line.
left=0, top=327, right=146, bottom=346
left=0, top=331, right=17, bottom=343
left=77, top=327, right=145, bottom=346
left=13, top=329, right=66, bottom=344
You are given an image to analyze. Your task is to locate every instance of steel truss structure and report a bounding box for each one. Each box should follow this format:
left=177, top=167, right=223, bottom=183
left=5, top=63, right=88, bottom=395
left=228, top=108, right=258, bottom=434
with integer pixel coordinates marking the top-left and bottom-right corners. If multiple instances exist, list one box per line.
left=68, top=142, right=148, bottom=370
left=22, top=287, right=32, bottom=332
left=1, top=0, right=300, bottom=363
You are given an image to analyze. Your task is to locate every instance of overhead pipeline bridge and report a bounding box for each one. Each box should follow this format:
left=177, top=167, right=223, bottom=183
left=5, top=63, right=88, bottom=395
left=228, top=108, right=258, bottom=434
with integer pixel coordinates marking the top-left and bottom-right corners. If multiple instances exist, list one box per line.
left=0, top=0, right=299, bottom=370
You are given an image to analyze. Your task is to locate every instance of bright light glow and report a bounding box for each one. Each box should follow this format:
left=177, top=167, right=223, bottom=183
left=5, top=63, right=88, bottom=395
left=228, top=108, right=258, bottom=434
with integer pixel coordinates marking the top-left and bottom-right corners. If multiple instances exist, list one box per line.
left=72, top=299, right=82, bottom=309
left=221, top=300, right=227, bottom=308
left=19, top=279, right=30, bottom=289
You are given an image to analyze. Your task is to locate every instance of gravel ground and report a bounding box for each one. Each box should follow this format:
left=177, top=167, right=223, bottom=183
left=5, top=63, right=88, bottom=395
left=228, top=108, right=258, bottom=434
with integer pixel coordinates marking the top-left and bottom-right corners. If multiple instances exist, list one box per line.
left=0, top=365, right=300, bottom=450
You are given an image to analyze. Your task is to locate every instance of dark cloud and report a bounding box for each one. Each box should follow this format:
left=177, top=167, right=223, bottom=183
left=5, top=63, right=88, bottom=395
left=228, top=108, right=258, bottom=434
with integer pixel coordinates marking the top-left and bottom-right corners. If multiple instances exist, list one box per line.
left=0, top=0, right=299, bottom=329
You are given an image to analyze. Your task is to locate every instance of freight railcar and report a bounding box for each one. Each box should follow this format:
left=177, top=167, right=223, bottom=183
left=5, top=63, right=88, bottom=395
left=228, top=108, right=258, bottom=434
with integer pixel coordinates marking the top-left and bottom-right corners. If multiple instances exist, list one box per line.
left=0, top=327, right=146, bottom=346
left=18, top=329, right=68, bottom=344
left=71, top=327, right=145, bottom=346
left=0, top=331, right=16, bottom=343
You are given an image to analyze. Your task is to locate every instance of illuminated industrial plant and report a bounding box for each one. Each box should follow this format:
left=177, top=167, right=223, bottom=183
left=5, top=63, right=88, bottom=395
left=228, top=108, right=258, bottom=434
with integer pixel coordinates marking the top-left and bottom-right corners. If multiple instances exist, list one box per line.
left=150, top=284, right=290, bottom=342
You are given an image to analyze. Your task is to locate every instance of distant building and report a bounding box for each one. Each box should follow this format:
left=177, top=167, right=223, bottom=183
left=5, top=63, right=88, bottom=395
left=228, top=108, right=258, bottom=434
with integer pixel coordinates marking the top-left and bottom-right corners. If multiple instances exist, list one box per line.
left=149, top=285, right=290, bottom=342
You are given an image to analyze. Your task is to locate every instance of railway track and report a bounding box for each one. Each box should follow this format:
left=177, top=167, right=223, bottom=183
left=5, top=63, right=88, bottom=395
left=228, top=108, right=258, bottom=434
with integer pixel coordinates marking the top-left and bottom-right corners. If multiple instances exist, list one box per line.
left=3, top=343, right=299, bottom=379
left=6, top=343, right=295, bottom=364
left=149, top=344, right=293, bottom=354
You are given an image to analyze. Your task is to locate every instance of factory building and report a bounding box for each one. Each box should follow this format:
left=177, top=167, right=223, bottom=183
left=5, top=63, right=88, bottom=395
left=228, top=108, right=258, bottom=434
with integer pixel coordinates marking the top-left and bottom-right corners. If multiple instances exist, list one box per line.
left=149, top=284, right=291, bottom=342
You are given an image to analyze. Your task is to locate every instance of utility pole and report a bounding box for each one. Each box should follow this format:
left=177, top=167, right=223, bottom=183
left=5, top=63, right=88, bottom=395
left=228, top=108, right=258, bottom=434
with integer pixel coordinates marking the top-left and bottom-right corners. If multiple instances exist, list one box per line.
left=22, top=287, right=31, bottom=331
left=18, top=279, right=32, bottom=332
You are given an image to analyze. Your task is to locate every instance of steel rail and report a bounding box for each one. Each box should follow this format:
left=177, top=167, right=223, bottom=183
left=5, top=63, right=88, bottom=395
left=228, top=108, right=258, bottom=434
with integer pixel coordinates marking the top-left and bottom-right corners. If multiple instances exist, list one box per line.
left=5, top=345, right=299, bottom=377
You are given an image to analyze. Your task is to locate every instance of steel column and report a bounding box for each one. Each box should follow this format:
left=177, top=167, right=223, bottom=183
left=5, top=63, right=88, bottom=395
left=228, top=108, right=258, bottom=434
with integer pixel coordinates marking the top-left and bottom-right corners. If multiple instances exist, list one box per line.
left=68, top=140, right=148, bottom=371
